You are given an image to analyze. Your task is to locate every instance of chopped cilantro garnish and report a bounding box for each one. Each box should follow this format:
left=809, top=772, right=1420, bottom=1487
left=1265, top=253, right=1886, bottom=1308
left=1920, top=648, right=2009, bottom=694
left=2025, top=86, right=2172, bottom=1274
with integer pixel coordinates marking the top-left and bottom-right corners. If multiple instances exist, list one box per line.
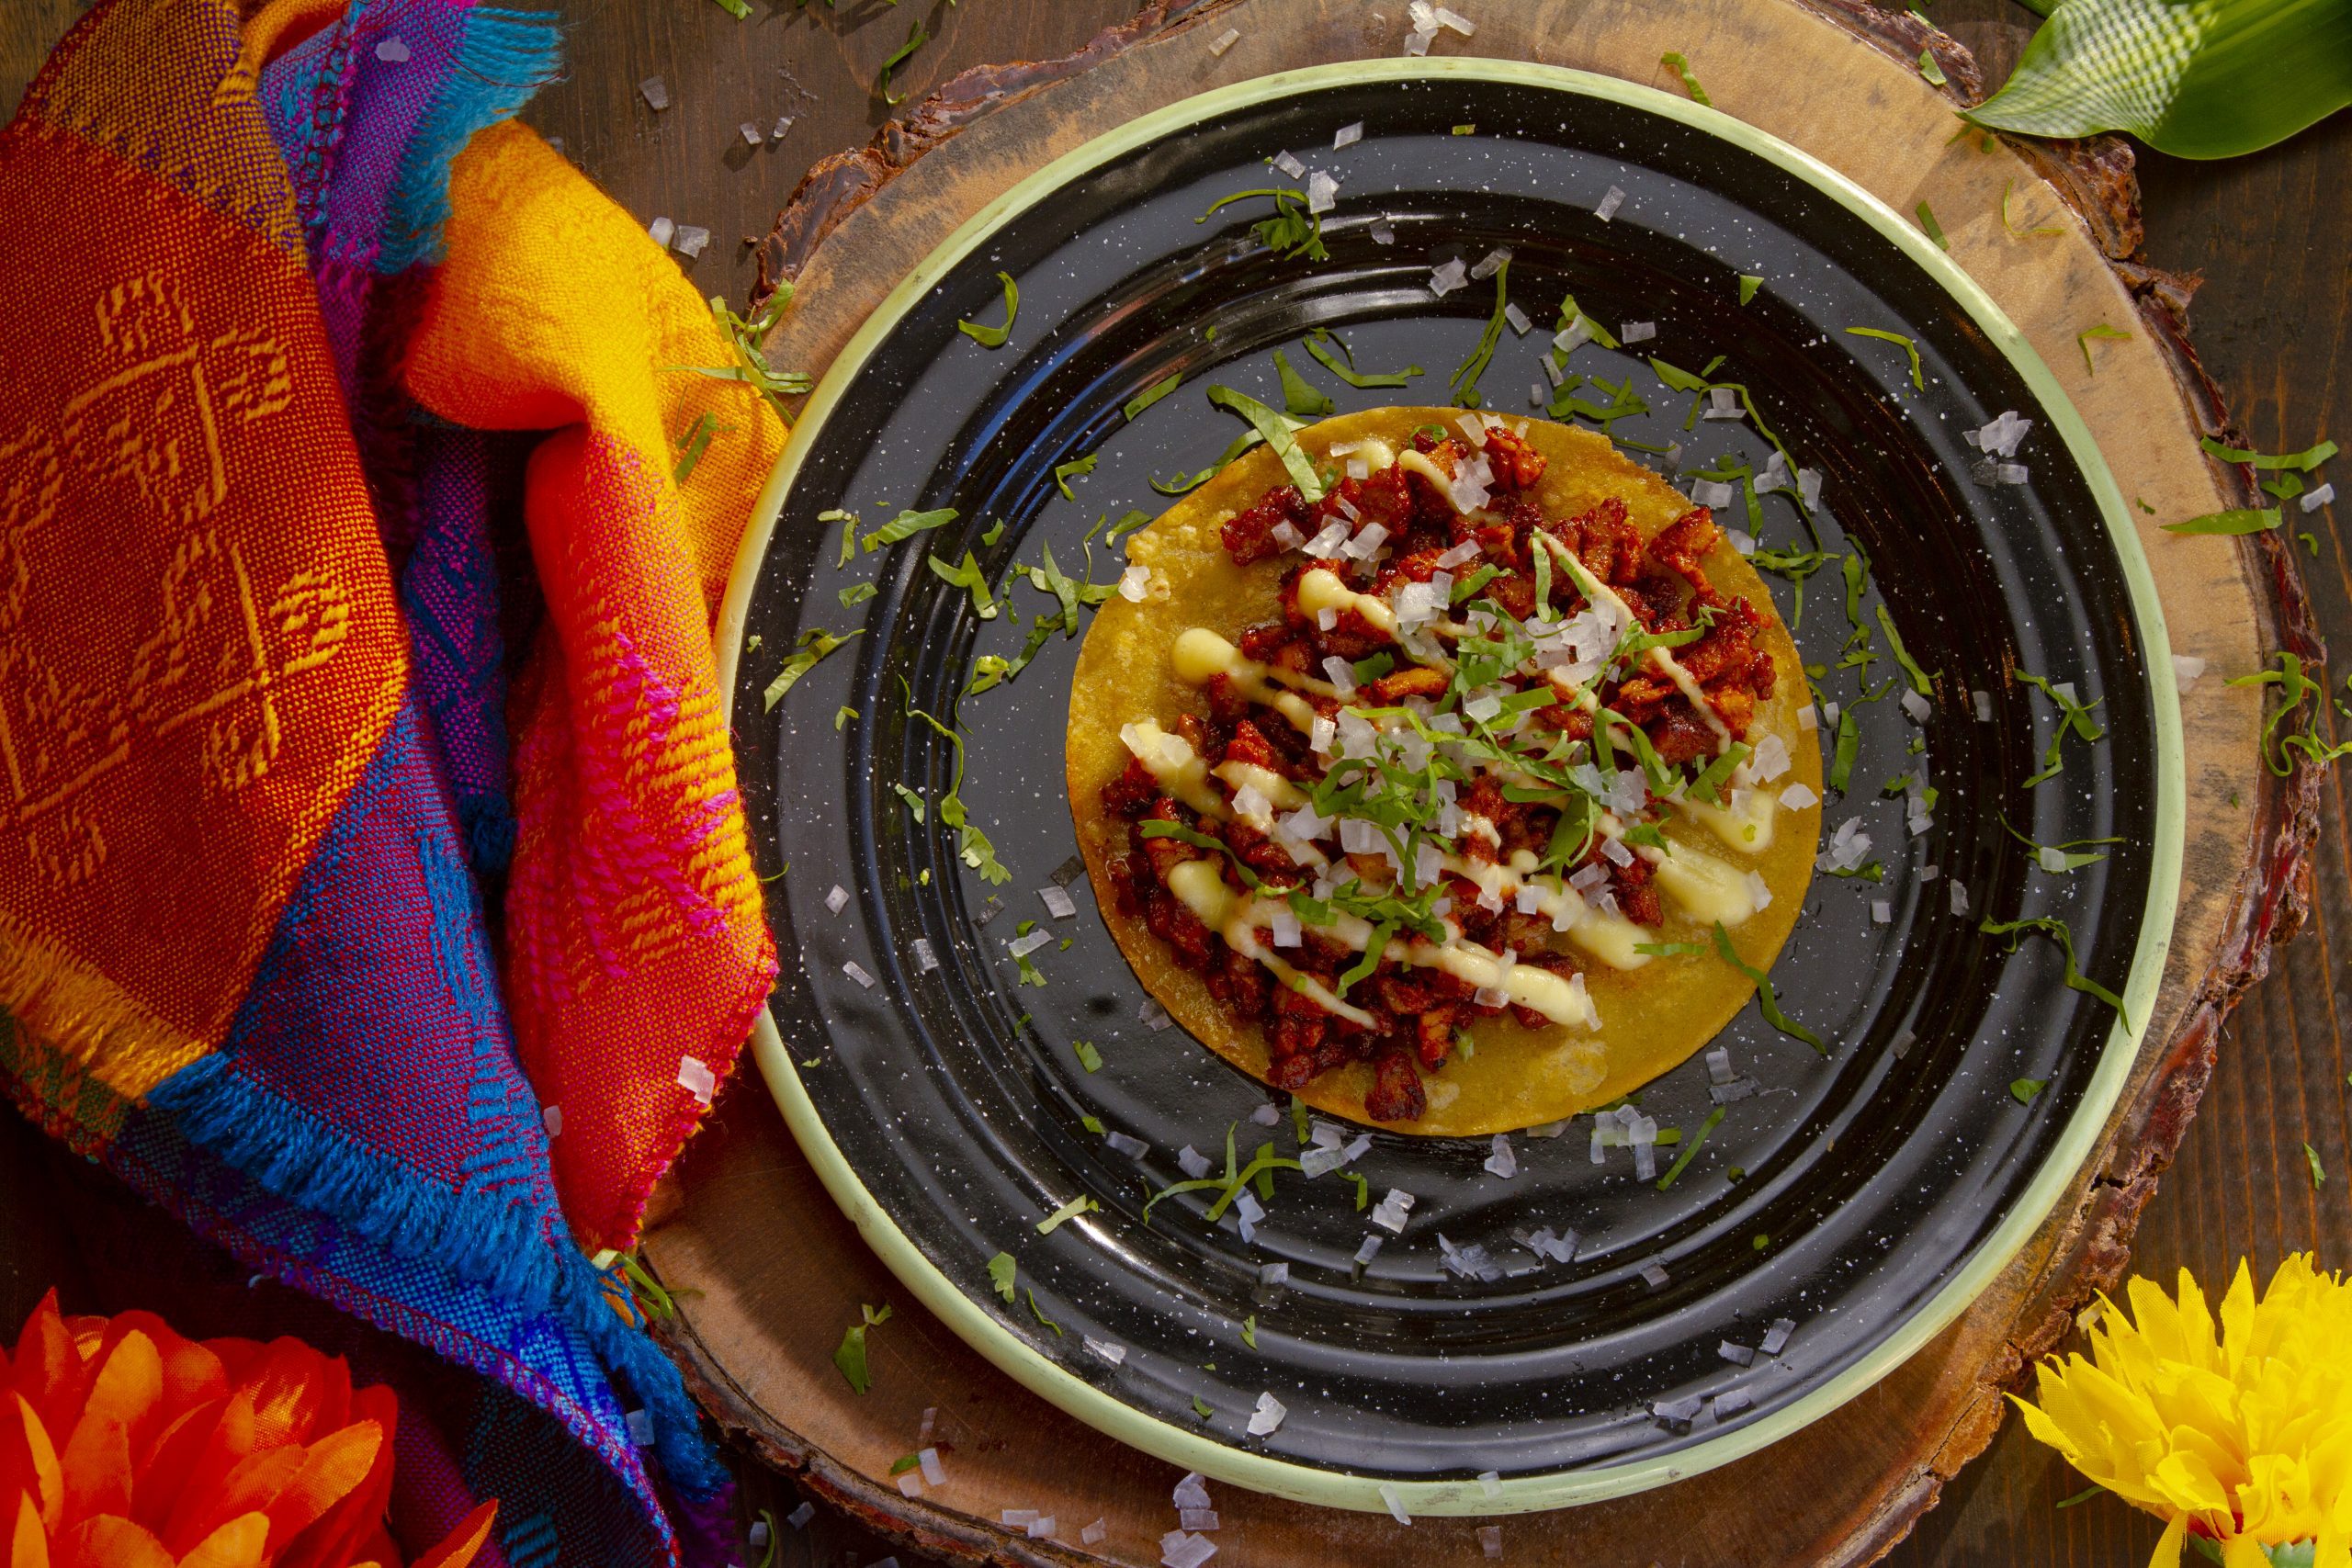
left=2199, top=434, right=2339, bottom=471
left=763, top=626, right=861, bottom=711
left=2264, top=471, right=2307, bottom=500
left=1821, top=860, right=1884, bottom=882
left=2001, top=179, right=2064, bottom=239
left=1305, top=328, right=1420, bottom=389
left=876, top=17, right=928, bottom=106
left=1341, top=1169, right=1369, bottom=1210
left=1916, top=199, right=1949, bottom=250
left=1192, top=1395, right=1214, bottom=1420
left=1660, top=50, right=1711, bottom=104
left=1828, top=707, right=1860, bottom=792
left=1273, top=348, right=1335, bottom=417
left=2075, top=323, right=2131, bottom=375
left=1979, top=915, right=2132, bottom=1028
left=1634, top=940, right=1709, bottom=958
left=1844, top=327, right=1924, bottom=391
left=2306, top=1143, right=2327, bottom=1190
left=1448, top=256, right=1511, bottom=409
left=1081, top=1113, right=1106, bottom=1134
left=671, top=411, right=729, bottom=483
left=927, top=550, right=999, bottom=619
left=2015, top=671, right=2106, bottom=785
left=1241, top=1314, right=1258, bottom=1348
left=1875, top=604, right=1935, bottom=694
left=980, top=518, right=1006, bottom=546
left=903, top=695, right=1012, bottom=883
left=1713, top=921, right=1825, bottom=1055
left=2010, top=1077, right=2046, bottom=1105
left=839, top=582, right=876, bottom=608
left=987, top=1252, right=1016, bottom=1303
left=1917, top=46, right=1947, bottom=86
left=1656, top=1106, right=1725, bottom=1190
left=673, top=287, right=812, bottom=425
left=1073, top=1039, right=1103, bottom=1072
left=1737, top=274, right=1763, bottom=305
left=1053, top=454, right=1098, bottom=501
left=833, top=705, right=857, bottom=730
left=1688, top=740, right=1751, bottom=807
left=1998, top=812, right=2122, bottom=871
left=1198, top=186, right=1327, bottom=260
left=889, top=1452, right=921, bottom=1476
left=1027, top=1289, right=1064, bottom=1335
left=890, top=782, right=926, bottom=823
left=1105, top=508, right=1152, bottom=544
left=1035, top=1196, right=1098, bottom=1234
left=957, top=270, right=1019, bottom=348
left=1125, top=372, right=1182, bottom=420
left=826, top=508, right=859, bottom=568
left=832, top=1303, right=891, bottom=1393
left=2226, top=651, right=2352, bottom=775
left=862, top=507, right=957, bottom=553
left=2162, top=507, right=2279, bottom=536
left=1206, top=385, right=1322, bottom=501
left=1450, top=563, right=1503, bottom=603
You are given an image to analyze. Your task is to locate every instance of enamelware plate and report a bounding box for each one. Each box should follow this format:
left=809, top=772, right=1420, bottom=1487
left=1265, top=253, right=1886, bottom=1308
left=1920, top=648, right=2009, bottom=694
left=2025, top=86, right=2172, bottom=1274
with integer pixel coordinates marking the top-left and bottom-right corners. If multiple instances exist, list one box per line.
left=715, top=60, right=2179, bottom=1513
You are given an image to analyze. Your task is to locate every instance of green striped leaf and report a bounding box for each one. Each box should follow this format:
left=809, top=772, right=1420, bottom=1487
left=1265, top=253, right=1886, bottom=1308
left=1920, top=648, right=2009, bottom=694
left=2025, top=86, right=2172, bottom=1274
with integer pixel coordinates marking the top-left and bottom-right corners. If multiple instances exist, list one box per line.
left=1964, top=0, right=2352, bottom=159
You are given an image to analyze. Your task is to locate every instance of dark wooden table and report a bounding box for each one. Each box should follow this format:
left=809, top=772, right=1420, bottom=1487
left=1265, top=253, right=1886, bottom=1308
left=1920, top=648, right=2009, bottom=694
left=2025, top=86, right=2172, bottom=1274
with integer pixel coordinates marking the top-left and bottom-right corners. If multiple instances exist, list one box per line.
left=3, top=4, right=2344, bottom=1564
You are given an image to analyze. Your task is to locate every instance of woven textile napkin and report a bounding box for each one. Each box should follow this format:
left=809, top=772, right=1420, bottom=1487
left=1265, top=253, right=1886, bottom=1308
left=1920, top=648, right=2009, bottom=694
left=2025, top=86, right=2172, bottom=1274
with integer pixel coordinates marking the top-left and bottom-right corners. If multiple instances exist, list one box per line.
left=0, top=0, right=786, bottom=1560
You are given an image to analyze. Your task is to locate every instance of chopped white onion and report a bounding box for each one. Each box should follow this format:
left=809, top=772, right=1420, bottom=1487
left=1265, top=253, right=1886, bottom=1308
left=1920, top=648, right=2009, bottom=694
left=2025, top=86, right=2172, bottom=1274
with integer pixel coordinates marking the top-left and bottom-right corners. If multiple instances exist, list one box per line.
left=2172, top=653, right=2206, bottom=690
left=842, top=960, right=876, bottom=988
left=542, top=1103, right=562, bottom=1136
left=919, top=1446, right=945, bottom=1484
left=1335, top=121, right=1364, bottom=149
left=1083, top=1520, right=1107, bottom=1546
left=1370, top=218, right=1396, bottom=246
left=1005, top=930, right=1051, bottom=959
left=826, top=884, right=851, bottom=914
left=1247, top=1392, right=1287, bottom=1436
left=1973, top=688, right=1994, bottom=722
left=1160, top=1530, right=1217, bottom=1568
left=1900, top=689, right=1932, bottom=724
left=1380, top=1483, right=1413, bottom=1526
left=1272, top=151, right=1306, bottom=178
left=1871, top=899, right=1893, bottom=925
left=1270, top=520, right=1306, bottom=550
left=1641, top=1262, right=1670, bottom=1289
left=1142, top=998, right=1174, bottom=1031
left=1594, top=185, right=1625, bottom=222
left=1760, top=1317, right=1796, bottom=1355
left=1177, top=1145, right=1212, bottom=1179
left=1353, top=1233, right=1384, bottom=1264
left=1369, top=1188, right=1417, bottom=1235
left=1484, top=1134, right=1517, bottom=1179
left=1434, top=5, right=1476, bottom=33
left=1172, top=1472, right=1213, bottom=1511
left=673, top=224, right=711, bottom=259
left=1206, top=26, right=1241, bottom=57
left=1119, top=563, right=1153, bottom=602
left=1430, top=258, right=1469, bottom=297
left=1504, top=301, right=1533, bottom=335
left=1619, top=321, right=1657, bottom=344
left=2303, top=482, right=2335, bottom=512
left=648, top=216, right=675, bottom=248
left=1306, top=170, right=1340, bottom=215
left=1797, top=702, right=1819, bottom=733
left=639, top=75, right=670, bottom=111
left=1040, top=885, right=1078, bottom=919
left=676, top=1055, right=717, bottom=1104
left=1479, top=1524, right=1504, bottom=1559
left=1719, top=1340, right=1757, bottom=1367
left=375, top=35, right=412, bottom=62
left=786, top=1502, right=816, bottom=1529
left=1181, top=1507, right=1220, bottom=1531
left=1713, top=1389, right=1755, bottom=1418
left=1690, top=479, right=1736, bottom=510
left=1949, top=881, right=1971, bottom=917
left=1106, top=1131, right=1150, bottom=1159
left=1084, top=1337, right=1127, bottom=1368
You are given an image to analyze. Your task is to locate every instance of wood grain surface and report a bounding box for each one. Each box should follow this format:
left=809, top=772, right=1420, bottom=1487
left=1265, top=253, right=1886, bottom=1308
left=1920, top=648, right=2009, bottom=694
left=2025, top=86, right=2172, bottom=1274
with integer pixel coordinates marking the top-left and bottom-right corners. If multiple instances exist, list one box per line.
left=1, top=4, right=2345, bottom=1567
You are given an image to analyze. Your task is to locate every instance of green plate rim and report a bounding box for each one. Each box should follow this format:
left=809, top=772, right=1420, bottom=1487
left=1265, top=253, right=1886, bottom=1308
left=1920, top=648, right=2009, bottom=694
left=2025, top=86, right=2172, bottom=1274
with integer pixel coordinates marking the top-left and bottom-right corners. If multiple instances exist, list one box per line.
left=710, top=56, right=2185, bottom=1515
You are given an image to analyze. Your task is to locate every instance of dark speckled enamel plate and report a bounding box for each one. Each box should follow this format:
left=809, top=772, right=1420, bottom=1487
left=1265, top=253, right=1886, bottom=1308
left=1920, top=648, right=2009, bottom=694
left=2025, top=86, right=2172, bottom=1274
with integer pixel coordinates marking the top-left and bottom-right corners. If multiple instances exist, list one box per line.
left=714, top=61, right=2181, bottom=1513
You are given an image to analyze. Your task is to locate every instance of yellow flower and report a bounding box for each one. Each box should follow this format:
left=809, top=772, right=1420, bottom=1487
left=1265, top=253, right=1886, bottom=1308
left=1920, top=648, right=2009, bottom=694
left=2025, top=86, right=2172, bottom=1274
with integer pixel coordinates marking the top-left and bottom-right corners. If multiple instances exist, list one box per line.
left=2013, top=1254, right=2352, bottom=1568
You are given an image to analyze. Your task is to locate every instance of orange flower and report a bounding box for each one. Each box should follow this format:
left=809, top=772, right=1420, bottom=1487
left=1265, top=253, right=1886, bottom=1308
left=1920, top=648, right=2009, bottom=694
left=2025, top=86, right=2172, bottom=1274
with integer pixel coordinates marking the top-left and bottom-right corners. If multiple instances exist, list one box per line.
left=2, top=1292, right=495, bottom=1568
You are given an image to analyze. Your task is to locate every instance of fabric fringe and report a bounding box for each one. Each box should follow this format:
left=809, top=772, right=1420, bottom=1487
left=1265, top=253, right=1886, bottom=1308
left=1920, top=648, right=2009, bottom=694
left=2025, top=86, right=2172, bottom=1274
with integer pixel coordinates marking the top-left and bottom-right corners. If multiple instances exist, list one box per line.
left=0, top=923, right=208, bottom=1100
left=377, top=7, right=561, bottom=275
left=149, top=1051, right=729, bottom=1501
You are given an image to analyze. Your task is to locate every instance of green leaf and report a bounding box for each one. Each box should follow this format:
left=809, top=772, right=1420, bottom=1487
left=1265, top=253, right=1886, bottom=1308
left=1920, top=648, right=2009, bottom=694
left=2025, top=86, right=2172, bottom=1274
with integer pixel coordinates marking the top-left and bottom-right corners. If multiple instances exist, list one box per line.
left=1198, top=187, right=1328, bottom=261
left=671, top=411, right=727, bottom=483
left=2306, top=1142, right=2327, bottom=1190
left=832, top=1303, right=890, bottom=1393
left=1027, top=1289, right=1064, bottom=1336
left=927, top=550, right=999, bottom=620
left=1304, top=329, right=1420, bottom=389
left=1241, top=1314, right=1258, bottom=1348
left=1980, top=915, right=2132, bottom=1029
left=1205, top=385, right=1321, bottom=501
left=1916, top=199, right=1949, bottom=250
left=827, top=508, right=859, bottom=568
left=1660, top=50, right=1712, bottom=105
left=1737, top=274, right=1763, bottom=305
left=2199, top=434, right=2339, bottom=470
left=1711, top=921, right=1826, bottom=1055
left=2002, top=179, right=2067, bottom=238
left=890, top=1452, right=922, bottom=1476
left=1876, top=604, right=1936, bottom=694
left=1193, top=1395, right=1215, bottom=1420
left=1036, top=1195, right=1098, bottom=1234
left=1073, top=1039, right=1103, bottom=1072
left=1656, top=1107, right=1725, bottom=1190
left=1846, top=327, right=1924, bottom=391
left=1918, top=47, right=1949, bottom=87
left=862, top=507, right=958, bottom=553
left=708, top=0, right=752, bottom=16
left=2225, top=650, right=2352, bottom=776
left=763, top=627, right=861, bottom=711
left=2076, top=322, right=2132, bottom=374
left=1054, top=453, right=1097, bottom=501
left=1273, top=349, right=1335, bottom=417
left=838, top=582, right=876, bottom=608
left=1962, top=0, right=2352, bottom=160
left=2164, top=507, right=2281, bottom=536
left=877, top=17, right=929, bottom=107
left=2010, top=1077, right=2047, bottom=1105
left=1447, top=256, right=1511, bottom=409
left=987, top=1252, right=1016, bottom=1303
left=958, top=271, right=1019, bottom=348
left=1125, top=373, right=1182, bottom=420
left=2016, top=670, right=2107, bottom=784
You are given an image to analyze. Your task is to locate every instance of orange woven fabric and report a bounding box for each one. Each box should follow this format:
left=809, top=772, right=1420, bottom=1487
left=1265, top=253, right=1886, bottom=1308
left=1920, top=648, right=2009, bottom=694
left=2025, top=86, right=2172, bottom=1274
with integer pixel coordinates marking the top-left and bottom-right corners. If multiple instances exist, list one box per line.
left=405, top=120, right=785, bottom=1249
left=0, top=0, right=408, bottom=1100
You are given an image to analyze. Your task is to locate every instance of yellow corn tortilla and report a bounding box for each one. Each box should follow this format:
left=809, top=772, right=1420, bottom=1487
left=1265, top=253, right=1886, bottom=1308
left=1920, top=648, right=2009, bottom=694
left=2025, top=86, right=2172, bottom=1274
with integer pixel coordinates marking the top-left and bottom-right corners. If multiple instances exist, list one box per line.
left=1067, top=409, right=1823, bottom=1135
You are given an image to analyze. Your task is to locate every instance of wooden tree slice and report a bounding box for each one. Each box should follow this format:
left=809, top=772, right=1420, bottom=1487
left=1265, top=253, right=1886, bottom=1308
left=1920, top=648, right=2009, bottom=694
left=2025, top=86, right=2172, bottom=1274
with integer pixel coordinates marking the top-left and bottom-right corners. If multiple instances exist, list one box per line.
left=645, top=2, right=2321, bottom=1562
